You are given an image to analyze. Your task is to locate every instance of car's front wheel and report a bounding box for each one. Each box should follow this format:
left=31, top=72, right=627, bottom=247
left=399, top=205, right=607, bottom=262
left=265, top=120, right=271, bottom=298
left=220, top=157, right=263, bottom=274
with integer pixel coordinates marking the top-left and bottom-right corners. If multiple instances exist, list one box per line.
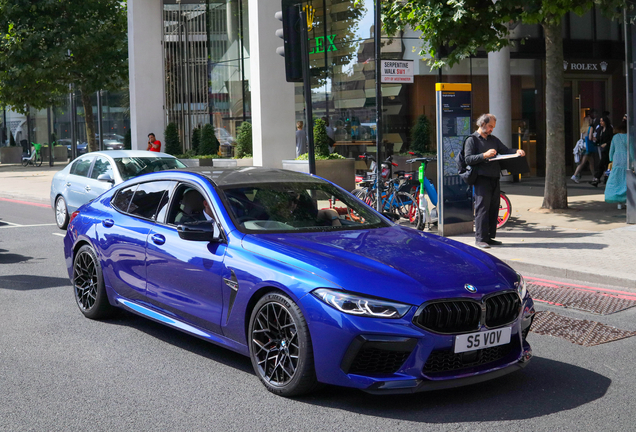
left=55, top=196, right=69, bottom=229
left=73, top=245, right=115, bottom=319
left=248, top=292, right=319, bottom=397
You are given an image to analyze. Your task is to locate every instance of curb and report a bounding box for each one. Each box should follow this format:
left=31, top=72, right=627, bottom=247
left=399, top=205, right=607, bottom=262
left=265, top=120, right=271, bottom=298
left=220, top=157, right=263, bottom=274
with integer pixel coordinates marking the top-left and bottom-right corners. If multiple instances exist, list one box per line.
left=500, top=259, right=636, bottom=291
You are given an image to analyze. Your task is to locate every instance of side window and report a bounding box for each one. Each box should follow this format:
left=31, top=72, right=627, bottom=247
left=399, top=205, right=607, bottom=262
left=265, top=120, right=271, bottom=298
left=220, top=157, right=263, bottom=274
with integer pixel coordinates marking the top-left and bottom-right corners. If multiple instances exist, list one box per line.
left=90, top=156, right=114, bottom=180
left=167, top=184, right=212, bottom=226
left=70, top=157, right=93, bottom=177
left=128, top=181, right=176, bottom=220
left=112, top=185, right=138, bottom=213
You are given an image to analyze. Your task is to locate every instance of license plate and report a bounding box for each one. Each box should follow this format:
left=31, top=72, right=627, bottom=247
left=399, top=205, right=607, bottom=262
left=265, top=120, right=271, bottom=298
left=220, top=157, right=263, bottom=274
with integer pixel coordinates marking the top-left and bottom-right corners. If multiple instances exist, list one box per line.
left=454, top=327, right=512, bottom=353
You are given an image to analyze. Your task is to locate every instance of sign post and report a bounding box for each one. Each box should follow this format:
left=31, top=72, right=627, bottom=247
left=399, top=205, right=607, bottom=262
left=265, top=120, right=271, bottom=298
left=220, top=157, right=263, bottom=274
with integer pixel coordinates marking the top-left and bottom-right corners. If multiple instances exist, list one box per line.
left=435, top=83, right=474, bottom=236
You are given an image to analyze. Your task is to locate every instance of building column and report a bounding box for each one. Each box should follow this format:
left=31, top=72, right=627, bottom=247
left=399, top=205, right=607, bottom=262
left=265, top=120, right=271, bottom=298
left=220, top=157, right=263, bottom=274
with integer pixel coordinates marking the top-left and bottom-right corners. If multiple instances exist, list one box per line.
left=248, top=0, right=296, bottom=168
left=488, top=46, right=512, bottom=150
left=128, top=0, right=165, bottom=150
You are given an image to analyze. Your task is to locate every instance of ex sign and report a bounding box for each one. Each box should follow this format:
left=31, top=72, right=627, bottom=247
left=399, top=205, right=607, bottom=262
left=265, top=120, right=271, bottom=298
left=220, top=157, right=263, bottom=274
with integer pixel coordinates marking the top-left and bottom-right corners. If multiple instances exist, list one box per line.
left=380, top=60, right=414, bottom=83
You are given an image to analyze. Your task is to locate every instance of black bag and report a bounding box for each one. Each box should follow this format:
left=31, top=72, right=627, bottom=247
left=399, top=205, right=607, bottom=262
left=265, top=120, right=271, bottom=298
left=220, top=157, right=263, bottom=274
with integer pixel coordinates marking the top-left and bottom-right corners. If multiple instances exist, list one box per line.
left=456, top=136, right=478, bottom=185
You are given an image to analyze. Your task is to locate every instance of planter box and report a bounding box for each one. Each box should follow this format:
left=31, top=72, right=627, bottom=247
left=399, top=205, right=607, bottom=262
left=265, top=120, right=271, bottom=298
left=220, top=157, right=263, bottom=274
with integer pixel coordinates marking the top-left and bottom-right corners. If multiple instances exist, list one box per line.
left=235, top=158, right=253, bottom=167
left=40, top=146, right=68, bottom=162
left=0, top=146, right=23, bottom=164
left=211, top=159, right=237, bottom=168
left=282, top=159, right=356, bottom=192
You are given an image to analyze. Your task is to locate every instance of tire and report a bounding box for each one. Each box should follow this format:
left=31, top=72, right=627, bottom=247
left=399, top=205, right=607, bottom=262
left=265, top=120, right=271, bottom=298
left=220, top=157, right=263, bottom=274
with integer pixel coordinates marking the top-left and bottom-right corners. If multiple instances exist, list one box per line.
left=22, top=157, right=29, bottom=167
left=497, top=192, right=512, bottom=229
left=393, top=192, right=421, bottom=226
left=248, top=292, right=319, bottom=397
left=55, top=196, right=69, bottom=230
left=34, top=152, right=42, bottom=167
left=73, top=245, right=115, bottom=320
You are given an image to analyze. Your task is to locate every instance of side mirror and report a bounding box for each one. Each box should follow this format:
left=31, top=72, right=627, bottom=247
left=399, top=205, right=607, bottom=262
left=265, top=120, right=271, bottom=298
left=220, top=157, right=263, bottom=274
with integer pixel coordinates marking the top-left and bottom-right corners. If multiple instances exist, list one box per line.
left=177, top=221, right=224, bottom=242
left=97, top=173, right=115, bottom=184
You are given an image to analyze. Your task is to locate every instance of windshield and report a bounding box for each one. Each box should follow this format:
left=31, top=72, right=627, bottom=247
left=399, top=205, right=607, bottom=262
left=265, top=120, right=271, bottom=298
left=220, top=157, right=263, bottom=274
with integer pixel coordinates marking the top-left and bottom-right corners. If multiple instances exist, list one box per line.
left=114, top=157, right=186, bottom=181
left=221, top=182, right=387, bottom=233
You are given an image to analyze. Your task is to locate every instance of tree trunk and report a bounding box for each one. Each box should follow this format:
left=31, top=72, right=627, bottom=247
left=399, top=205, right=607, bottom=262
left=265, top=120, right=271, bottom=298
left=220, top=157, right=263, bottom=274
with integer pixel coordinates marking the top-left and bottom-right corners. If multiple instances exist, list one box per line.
left=541, top=21, right=568, bottom=209
left=81, top=90, right=97, bottom=153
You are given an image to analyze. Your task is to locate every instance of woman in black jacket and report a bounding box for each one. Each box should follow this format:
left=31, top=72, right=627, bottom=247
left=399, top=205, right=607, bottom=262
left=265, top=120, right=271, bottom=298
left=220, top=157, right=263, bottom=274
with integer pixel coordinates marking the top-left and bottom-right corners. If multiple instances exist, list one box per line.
left=591, top=116, right=613, bottom=187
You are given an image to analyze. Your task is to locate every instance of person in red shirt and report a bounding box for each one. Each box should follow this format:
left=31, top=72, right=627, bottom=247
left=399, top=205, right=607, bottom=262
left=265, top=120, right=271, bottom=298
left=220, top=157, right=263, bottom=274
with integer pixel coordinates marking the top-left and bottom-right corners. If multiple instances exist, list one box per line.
left=147, top=133, right=161, bottom=152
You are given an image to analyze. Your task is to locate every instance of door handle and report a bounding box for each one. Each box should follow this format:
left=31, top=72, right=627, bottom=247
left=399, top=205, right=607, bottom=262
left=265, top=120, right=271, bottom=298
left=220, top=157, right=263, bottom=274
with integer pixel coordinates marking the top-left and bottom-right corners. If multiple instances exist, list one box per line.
left=66, top=182, right=71, bottom=187
left=102, top=219, right=114, bottom=228
left=151, top=234, right=166, bottom=245
left=85, top=185, right=91, bottom=191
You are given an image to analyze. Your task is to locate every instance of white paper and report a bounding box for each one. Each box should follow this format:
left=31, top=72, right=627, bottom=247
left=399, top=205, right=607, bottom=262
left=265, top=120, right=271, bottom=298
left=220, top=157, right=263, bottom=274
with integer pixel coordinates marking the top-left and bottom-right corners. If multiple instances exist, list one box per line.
left=489, top=153, right=519, bottom=161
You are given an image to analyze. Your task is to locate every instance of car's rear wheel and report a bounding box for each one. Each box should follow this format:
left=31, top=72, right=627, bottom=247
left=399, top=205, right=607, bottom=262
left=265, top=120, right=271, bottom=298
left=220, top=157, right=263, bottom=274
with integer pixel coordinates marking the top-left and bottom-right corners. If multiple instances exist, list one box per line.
left=55, top=196, right=69, bottom=229
left=73, top=245, right=115, bottom=319
left=248, top=292, right=318, bottom=397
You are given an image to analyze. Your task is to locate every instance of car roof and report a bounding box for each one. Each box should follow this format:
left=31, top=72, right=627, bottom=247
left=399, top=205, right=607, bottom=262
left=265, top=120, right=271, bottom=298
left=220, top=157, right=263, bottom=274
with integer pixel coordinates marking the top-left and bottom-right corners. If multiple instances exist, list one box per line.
left=77, top=150, right=176, bottom=159
left=172, top=166, right=325, bottom=187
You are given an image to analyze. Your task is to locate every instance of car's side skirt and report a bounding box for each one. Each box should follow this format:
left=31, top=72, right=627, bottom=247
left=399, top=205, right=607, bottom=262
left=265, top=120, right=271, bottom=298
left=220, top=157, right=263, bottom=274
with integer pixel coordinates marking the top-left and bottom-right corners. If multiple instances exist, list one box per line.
left=116, top=297, right=250, bottom=356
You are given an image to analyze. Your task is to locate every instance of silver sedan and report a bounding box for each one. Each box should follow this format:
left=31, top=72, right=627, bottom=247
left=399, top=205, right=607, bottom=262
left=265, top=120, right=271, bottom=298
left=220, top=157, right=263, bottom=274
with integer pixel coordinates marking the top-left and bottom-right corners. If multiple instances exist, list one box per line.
left=50, top=150, right=186, bottom=229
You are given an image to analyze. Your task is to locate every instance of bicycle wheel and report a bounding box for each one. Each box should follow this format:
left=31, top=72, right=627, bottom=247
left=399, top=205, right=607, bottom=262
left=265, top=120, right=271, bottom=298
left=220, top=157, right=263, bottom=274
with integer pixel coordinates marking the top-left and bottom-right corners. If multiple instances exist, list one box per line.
left=497, top=192, right=512, bottom=228
left=34, top=152, right=42, bottom=167
left=22, top=157, right=30, bottom=167
left=392, top=192, right=421, bottom=226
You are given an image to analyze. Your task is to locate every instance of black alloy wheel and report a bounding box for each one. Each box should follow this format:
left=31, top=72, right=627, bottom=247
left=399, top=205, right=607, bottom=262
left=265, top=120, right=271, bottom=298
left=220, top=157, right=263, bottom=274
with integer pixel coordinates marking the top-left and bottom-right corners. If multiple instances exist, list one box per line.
left=248, top=292, right=318, bottom=397
left=73, top=245, right=115, bottom=319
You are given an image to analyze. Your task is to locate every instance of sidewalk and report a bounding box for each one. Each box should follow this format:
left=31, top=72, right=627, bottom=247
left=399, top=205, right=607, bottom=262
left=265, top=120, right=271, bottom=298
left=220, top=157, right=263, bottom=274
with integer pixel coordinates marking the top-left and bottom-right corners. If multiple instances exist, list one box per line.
left=1, top=162, right=634, bottom=289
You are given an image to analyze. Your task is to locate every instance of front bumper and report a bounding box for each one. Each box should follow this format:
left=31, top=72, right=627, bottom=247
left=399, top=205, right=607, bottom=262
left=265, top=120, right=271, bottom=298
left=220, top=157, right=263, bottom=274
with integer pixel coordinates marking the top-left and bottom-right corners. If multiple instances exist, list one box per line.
left=301, top=293, right=535, bottom=394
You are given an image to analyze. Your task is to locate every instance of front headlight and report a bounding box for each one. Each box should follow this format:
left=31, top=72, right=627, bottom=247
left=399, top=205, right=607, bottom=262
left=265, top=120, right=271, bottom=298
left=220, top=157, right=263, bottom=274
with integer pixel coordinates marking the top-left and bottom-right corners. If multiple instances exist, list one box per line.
left=515, top=273, right=527, bottom=300
left=312, top=288, right=411, bottom=319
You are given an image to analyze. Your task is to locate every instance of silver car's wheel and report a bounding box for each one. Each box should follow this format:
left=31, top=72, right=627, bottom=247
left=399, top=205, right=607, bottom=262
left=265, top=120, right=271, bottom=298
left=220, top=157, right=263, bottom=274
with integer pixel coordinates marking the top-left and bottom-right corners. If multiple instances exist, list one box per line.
left=55, top=196, right=69, bottom=230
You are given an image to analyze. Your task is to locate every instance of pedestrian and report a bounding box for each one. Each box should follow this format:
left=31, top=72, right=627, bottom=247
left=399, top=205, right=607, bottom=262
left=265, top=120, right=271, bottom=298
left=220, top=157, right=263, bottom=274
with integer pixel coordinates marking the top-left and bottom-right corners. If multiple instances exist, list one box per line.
left=147, top=133, right=161, bottom=152
left=295, top=121, right=307, bottom=158
left=464, top=114, right=525, bottom=249
left=590, top=116, right=613, bottom=187
left=604, top=120, right=628, bottom=206
left=571, top=115, right=596, bottom=183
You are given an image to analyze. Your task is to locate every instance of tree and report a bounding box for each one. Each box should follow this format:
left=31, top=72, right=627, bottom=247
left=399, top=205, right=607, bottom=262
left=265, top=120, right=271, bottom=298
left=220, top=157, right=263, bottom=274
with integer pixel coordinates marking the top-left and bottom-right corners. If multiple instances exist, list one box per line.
left=313, top=118, right=330, bottom=158
left=0, top=0, right=128, bottom=153
left=382, top=0, right=625, bottom=209
left=191, top=127, right=201, bottom=155
left=235, top=122, right=252, bottom=158
left=411, top=114, right=432, bottom=154
left=164, top=123, right=181, bottom=155
left=199, top=124, right=220, bottom=156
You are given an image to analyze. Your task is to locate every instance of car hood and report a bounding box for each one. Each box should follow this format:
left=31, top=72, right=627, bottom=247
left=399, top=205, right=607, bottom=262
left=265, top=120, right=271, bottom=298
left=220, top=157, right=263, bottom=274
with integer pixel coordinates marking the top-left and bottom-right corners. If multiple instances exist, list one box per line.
left=240, top=226, right=516, bottom=305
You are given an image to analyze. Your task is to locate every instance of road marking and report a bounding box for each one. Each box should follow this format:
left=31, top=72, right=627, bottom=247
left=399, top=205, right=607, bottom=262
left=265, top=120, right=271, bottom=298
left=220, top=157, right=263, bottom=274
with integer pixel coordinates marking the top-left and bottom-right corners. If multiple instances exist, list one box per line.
left=52, top=233, right=65, bottom=237
left=0, top=197, right=51, bottom=208
left=0, top=223, right=57, bottom=229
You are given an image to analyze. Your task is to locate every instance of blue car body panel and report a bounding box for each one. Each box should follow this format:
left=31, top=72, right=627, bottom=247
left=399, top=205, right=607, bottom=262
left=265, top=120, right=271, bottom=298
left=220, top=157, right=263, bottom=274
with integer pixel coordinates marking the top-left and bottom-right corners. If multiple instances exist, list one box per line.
left=64, top=167, right=533, bottom=393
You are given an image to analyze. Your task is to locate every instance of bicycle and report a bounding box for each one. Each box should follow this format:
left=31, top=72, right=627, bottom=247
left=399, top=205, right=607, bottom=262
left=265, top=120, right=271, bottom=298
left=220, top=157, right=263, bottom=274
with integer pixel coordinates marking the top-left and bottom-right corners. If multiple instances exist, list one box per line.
left=407, top=152, right=512, bottom=230
left=353, top=154, right=421, bottom=226
left=22, top=143, right=43, bottom=167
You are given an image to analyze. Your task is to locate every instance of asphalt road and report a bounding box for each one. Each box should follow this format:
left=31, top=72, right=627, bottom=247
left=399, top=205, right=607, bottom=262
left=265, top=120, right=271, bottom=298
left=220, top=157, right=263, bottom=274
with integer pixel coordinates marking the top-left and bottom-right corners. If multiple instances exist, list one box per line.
left=1, top=200, right=636, bottom=431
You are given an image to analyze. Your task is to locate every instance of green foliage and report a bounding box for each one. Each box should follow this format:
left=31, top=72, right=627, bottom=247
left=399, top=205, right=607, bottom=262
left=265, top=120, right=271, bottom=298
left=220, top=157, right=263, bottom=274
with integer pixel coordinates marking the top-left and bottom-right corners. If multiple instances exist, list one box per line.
left=191, top=127, right=201, bottom=154
left=313, top=118, right=330, bottom=158
left=0, top=0, right=128, bottom=111
left=50, top=132, right=57, bottom=146
left=9, top=131, right=16, bottom=146
left=381, top=0, right=625, bottom=69
left=410, top=115, right=432, bottom=154
left=198, top=124, right=219, bottom=156
left=296, top=153, right=345, bottom=161
left=235, top=122, right=253, bottom=158
left=164, top=123, right=181, bottom=155
left=124, top=129, right=131, bottom=150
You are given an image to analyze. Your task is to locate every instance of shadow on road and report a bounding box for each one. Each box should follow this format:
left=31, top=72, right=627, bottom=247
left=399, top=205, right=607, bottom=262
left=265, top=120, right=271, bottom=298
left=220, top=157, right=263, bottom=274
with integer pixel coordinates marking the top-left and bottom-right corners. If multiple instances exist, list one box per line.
left=297, top=357, right=609, bottom=422
left=101, top=310, right=254, bottom=374
left=0, top=274, right=70, bottom=290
